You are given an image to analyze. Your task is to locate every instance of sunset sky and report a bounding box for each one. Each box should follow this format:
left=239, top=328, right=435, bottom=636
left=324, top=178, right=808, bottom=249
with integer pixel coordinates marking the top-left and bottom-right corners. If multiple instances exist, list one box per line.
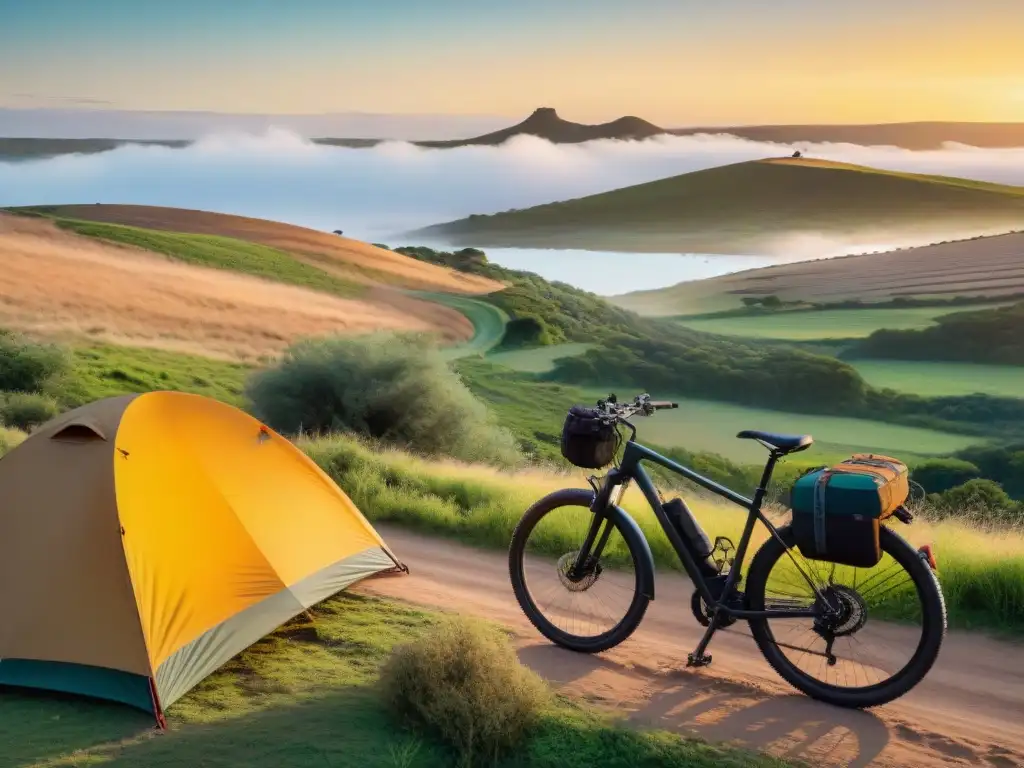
left=3, top=0, right=1023, bottom=125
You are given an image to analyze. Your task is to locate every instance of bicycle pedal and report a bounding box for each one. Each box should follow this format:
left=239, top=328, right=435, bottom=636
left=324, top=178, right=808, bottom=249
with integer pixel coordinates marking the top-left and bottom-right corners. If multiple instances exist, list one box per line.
left=686, top=652, right=713, bottom=668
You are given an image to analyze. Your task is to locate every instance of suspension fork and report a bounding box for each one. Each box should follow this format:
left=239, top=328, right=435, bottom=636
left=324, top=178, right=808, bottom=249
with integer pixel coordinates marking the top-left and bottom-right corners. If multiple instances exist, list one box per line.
left=569, top=471, right=629, bottom=579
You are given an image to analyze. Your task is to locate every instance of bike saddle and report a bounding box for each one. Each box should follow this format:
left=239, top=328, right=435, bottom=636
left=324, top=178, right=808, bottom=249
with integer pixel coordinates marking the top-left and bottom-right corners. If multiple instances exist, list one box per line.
left=736, top=430, right=813, bottom=454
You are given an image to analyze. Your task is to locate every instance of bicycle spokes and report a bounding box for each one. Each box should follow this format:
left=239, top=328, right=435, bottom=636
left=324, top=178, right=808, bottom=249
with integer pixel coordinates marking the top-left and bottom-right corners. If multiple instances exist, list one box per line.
left=522, top=504, right=638, bottom=641
left=761, top=546, right=923, bottom=689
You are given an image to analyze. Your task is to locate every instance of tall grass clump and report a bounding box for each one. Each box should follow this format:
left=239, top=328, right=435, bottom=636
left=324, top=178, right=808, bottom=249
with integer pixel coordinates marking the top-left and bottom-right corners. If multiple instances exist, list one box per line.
left=0, top=426, right=26, bottom=457
left=0, top=331, right=70, bottom=395
left=380, top=616, right=550, bottom=767
left=0, top=391, right=60, bottom=431
left=246, top=332, right=520, bottom=467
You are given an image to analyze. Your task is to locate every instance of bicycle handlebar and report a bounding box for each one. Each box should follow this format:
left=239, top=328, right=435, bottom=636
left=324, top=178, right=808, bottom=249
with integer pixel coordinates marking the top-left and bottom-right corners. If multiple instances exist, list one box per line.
left=595, top=393, right=678, bottom=419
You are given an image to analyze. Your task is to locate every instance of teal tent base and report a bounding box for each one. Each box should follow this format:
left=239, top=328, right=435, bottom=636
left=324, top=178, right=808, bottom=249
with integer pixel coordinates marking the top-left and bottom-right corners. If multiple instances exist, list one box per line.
left=0, top=658, right=161, bottom=724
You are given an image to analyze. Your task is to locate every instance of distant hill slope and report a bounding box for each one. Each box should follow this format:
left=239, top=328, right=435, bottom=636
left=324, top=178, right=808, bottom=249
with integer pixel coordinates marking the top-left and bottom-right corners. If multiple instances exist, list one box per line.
left=669, top=121, right=1024, bottom=151
left=415, top=107, right=666, bottom=147
left=6, top=119, right=1024, bottom=159
left=14, top=204, right=502, bottom=295
left=610, top=230, right=1024, bottom=315
left=406, top=157, right=1024, bottom=255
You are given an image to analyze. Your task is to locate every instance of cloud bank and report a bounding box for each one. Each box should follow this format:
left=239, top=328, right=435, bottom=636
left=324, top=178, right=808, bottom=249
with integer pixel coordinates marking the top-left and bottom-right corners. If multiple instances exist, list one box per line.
left=3, top=129, right=1024, bottom=247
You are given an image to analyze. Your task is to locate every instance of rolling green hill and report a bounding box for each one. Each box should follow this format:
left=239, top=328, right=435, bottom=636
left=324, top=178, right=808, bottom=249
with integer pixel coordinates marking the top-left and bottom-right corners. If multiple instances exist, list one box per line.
left=611, top=230, right=1024, bottom=316
left=408, top=157, right=1024, bottom=255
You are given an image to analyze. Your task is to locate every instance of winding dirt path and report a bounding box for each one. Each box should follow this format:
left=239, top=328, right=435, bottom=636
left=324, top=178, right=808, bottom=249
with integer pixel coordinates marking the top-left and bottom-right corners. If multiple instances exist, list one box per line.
left=358, top=525, right=1024, bottom=768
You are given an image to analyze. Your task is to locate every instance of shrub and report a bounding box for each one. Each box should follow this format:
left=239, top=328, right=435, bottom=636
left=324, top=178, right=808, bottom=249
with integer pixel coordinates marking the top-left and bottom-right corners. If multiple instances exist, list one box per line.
left=912, top=458, right=982, bottom=494
left=497, top=316, right=557, bottom=349
left=0, top=332, right=70, bottom=394
left=379, top=616, right=550, bottom=767
left=927, top=478, right=1023, bottom=525
left=245, top=332, right=520, bottom=467
left=0, top=391, right=61, bottom=431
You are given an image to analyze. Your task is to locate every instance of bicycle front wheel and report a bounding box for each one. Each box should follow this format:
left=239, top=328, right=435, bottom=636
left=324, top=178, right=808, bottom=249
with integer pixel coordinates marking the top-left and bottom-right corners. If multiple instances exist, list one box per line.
left=745, top=523, right=946, bottom=708
left=508, top=488, right=650, bottom=654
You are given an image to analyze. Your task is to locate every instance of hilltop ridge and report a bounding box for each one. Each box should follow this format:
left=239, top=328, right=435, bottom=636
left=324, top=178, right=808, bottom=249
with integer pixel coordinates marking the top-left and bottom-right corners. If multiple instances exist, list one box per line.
left=406, top=156, right=1024, bottom=255
left=417, top=107, right=667, bottom=147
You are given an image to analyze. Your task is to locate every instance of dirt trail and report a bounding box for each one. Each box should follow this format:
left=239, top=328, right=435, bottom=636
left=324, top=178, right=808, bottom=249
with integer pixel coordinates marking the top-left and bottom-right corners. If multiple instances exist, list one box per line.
left=359, top=525, right=1024, bottom=768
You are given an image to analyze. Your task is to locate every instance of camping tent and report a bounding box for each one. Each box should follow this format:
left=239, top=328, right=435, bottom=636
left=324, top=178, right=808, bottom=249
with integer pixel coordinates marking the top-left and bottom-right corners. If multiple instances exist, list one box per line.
left=0, top=391, right=404, bottom=725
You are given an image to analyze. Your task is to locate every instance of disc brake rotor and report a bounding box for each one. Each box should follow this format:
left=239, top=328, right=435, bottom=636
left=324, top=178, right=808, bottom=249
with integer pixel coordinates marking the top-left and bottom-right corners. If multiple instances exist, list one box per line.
left=556, top=551, right=601, bottom=592
left=818, top=584, right=869, bottom=637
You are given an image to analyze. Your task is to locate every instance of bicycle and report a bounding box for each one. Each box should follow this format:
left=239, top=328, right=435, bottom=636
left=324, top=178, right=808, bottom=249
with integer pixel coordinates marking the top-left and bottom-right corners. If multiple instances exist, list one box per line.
left=508, top=393, right=947, bottom=708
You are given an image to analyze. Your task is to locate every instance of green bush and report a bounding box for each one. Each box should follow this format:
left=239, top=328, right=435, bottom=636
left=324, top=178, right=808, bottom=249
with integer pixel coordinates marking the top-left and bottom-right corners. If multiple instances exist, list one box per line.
left=497, top=316, right=558, bottom=349
left=0, top=391, right=61, bottom=431
left=912, top=458, right=982, bottom=494
left=0, top=332, right=70, bottom=394
left=853, top=300, right=1024, bottom=365
left=927, top=478, right=1023, bottom=525
left=245, top=332, right=520, bottom=466
left=379, top=616, right=550, bottom=768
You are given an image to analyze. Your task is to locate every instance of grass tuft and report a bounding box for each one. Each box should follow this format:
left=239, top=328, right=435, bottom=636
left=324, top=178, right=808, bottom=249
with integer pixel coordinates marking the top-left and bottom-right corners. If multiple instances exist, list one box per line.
left=381, top=617, right=551, bottom=767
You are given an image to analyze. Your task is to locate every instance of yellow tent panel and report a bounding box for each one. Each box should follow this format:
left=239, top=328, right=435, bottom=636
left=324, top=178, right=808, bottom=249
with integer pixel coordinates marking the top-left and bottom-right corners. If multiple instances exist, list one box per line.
left=0, top=391, right=404, bottom=725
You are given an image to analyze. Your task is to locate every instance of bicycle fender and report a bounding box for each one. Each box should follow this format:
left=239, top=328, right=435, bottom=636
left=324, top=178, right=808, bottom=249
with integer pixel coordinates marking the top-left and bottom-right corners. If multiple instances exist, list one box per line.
left=606, top=502, right=657, bottom=600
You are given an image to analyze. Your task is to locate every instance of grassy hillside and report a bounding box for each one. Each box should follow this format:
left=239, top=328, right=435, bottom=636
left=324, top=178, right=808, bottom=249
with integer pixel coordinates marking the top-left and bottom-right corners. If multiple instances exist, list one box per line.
left=669, top=121, right=1024, bottom=150
left=409, top=158, right=1024, bottom=255
left=456, top=358, right=972, bottom=467
left=12, top=204, right=503, bottom=295
left=486, top=342, right=594, bottom=372
left=389, top=245, right=1024, bottom=446
left=0, top=212, right=474, bottom=360
left=54, top=216, right=367, bottom=297
left=674, top=306, right=964, bottom=340
left=851, top=361, right=1024, bottom=398
left=612, top=231, right=1024, bottom=316
left=852, top=301, right=1024, bottom=365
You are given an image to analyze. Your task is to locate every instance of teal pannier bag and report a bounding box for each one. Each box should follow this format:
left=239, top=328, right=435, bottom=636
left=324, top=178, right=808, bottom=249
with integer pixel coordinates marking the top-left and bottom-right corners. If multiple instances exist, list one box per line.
left=790, top=454, right=910, bottom=568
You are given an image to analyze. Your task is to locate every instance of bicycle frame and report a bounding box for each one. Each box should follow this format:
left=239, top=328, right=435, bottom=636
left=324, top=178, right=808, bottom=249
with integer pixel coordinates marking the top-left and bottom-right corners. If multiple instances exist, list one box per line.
left=572, top=430, right=821, bottom=663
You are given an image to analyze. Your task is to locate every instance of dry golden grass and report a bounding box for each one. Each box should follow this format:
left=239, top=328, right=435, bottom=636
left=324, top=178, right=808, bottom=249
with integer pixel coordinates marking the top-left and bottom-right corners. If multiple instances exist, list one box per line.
left=0, top=214, right=474, bottom=361
left=615, top=230, right=1024, bottom=315
left=38, top=204, right=504, bottom=295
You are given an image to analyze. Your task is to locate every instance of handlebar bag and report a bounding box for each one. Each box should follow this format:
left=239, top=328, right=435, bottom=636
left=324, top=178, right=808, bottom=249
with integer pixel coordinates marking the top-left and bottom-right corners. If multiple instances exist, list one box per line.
left=790, top=454, right=909, bottom=568
left=560, top=406, right=618, bottom=469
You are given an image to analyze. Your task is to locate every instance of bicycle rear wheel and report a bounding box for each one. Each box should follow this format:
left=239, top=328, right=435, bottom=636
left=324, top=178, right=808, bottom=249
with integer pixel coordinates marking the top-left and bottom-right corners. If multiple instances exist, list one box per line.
left=508, top=488, right=650, bottom=654
left=745, top=524, right=946, bottom=708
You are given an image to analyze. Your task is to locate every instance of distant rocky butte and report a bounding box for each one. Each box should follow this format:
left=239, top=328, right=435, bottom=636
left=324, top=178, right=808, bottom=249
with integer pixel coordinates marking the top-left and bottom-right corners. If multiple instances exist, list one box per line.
left=418, top=107, right=668, bottom=147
